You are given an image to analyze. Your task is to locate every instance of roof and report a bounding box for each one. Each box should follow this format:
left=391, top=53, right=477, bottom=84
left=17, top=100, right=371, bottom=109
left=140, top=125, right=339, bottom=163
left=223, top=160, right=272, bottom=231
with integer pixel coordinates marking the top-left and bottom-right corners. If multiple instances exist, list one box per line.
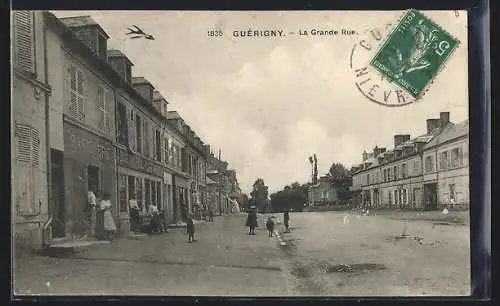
left=167, top=111, right=181, bottom=120
left=107, top=49, right=134, bottom=65
left=59, top=16, right=110, bottom=38
left=132, top=77, right=153, bottom=86
left=424, top=120, right=468, bottom=149
left=153, top=91, right=168, bottom=103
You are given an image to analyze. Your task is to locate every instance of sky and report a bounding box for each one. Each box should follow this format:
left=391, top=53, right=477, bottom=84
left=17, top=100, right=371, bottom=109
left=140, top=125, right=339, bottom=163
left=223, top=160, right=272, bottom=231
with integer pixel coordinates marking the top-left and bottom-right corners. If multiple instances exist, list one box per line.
left=53, top=10, right=468, bottom=195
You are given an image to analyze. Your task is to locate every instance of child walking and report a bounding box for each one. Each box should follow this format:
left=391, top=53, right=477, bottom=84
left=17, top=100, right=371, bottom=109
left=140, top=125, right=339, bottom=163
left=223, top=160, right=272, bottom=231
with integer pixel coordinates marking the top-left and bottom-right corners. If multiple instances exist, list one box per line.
left=186, top=214, right=196, bottom=243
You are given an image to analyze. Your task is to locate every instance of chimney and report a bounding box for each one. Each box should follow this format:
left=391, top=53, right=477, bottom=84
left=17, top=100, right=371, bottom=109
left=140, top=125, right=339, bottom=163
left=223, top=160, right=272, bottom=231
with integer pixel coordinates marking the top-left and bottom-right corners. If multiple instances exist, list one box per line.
left=426, top=119, right=441, bottom=134
left=440, top=112, right=450, bottom=127
left=59, top=16, right=110, bottom=61
left=362, top=150, right=368, bottom=162
left=107, top=50, right=134, bottom=84
left=132, top=77, right=154, bottom=103
left=394, top=134, right=411, bottom=147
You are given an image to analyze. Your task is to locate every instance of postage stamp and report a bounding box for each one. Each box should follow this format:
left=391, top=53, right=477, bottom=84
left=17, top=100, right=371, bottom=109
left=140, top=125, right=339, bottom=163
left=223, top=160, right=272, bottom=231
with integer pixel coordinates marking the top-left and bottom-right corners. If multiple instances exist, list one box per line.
left=369, top=9, right=460, bottom=98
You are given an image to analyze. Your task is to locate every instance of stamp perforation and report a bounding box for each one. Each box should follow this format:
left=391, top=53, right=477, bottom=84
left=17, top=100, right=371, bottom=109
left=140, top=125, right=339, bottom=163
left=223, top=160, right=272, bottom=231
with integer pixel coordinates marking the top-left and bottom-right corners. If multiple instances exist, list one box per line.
left=368, top=9, right=462, bottom=101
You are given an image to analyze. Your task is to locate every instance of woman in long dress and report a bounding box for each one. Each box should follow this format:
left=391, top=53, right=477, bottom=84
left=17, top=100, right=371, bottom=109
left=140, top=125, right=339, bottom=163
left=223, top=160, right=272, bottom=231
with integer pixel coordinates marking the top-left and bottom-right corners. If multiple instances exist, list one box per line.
left=98, top=193, right=117, bottom=240
left=245, top=207, right=258, bottom=235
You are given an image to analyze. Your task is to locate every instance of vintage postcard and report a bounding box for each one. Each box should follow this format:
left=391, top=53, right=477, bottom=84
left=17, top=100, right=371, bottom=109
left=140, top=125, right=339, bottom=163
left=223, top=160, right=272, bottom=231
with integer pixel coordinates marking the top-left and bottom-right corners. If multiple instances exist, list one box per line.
left=12, top=10, right=469, bottom=297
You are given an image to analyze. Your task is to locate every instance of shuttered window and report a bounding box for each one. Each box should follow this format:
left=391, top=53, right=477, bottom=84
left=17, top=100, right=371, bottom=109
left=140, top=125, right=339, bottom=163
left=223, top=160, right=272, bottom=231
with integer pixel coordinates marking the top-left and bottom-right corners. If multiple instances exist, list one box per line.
left=128, top=109, right=136, bottom=151
left=13, top=11, right=35, bottom=73
left=69, top=66, right=85, bottom=121
left=15, top=124, right=40, bottom=215
left=97, top=87, right=112, bottom=135
left=144, top=120, right=150, bottom=157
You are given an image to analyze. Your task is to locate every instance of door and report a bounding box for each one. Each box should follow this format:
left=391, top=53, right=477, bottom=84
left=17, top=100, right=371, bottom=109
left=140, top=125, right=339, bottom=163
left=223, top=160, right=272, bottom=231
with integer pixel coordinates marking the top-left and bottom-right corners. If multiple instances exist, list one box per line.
left=87, top=165, right=100, bottom=195
left=413, top=188, right=422, bottom=209
left=50, top=149, right=65, bottom=238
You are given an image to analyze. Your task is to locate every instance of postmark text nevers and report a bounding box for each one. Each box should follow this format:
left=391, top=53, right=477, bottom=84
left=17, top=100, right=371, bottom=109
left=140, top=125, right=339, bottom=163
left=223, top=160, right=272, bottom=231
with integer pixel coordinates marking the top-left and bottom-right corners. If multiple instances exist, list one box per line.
left=369, top=9, right=459, bottom=98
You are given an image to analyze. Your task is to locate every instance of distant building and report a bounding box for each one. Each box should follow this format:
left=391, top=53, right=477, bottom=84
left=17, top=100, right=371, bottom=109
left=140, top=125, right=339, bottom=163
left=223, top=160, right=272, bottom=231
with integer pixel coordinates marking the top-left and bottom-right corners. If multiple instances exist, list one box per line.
left=308, top=176, right=338, bottom=206
left=351, top=112, right=469, bottom=210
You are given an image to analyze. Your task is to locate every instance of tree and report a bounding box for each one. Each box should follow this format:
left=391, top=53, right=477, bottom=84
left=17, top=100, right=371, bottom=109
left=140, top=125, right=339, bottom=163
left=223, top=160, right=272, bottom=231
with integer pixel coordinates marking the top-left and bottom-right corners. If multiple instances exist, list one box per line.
left=238, top=193, right=249, bottom=211
left=327, top=163, right=353, bottom=204
left=249, top=178, right=269, bottom=212
left=270, top=181, right=308, bottom=212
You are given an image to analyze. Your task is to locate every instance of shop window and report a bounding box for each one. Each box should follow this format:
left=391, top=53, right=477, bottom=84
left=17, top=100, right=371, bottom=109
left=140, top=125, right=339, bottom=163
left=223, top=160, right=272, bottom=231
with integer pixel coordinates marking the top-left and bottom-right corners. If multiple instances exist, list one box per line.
left=145, top=179, right=151, bottom=209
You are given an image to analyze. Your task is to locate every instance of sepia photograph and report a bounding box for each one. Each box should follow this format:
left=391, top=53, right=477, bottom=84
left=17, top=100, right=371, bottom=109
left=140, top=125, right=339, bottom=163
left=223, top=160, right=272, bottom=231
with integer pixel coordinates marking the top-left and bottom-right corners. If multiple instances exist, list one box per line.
left=12, top=10, right=470, bottom=296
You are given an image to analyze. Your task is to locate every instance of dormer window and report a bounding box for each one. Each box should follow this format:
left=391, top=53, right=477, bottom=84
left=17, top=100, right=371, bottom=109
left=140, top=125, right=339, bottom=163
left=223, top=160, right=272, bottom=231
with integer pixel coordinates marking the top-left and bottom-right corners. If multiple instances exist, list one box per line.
left=97, top=33, right=107, bottom=61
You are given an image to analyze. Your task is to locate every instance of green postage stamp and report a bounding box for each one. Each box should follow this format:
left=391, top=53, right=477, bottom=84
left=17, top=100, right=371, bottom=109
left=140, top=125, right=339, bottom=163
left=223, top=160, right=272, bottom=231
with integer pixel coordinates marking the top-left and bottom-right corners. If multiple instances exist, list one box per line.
left=369, top=9, right=459, bottom=98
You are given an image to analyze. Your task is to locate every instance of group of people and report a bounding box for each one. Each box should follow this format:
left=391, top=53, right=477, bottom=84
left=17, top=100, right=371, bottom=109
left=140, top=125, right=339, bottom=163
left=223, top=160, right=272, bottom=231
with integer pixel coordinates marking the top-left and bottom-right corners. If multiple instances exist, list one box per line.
left=87, top=190, right=117, bottom=240
left=245, top=206, right=291, bottom=237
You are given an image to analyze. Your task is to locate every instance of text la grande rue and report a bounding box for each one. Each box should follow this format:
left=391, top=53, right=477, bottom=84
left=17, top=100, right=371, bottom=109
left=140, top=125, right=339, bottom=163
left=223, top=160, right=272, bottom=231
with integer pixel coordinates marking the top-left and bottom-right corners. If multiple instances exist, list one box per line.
left=299, top=28, right=357, bottom=36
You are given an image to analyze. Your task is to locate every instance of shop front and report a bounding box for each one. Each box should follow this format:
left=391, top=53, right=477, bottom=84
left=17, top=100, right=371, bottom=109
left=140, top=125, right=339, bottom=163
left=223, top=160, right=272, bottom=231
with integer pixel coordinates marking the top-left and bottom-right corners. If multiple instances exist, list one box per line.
left=172, top=174, right=189, bottom=223
left=117, top=147, right=164, bottom=235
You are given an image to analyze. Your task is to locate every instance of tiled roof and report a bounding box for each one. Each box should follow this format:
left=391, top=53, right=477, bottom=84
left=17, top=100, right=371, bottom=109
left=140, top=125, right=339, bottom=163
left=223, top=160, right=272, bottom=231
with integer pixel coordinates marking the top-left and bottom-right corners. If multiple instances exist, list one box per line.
left=166, top=111, right=181, bottom=120
left=424, top=120, right=468, bottom=149
left=132, top=77, right=151, bottom=85
left=59, top=16, right=110, bottom=38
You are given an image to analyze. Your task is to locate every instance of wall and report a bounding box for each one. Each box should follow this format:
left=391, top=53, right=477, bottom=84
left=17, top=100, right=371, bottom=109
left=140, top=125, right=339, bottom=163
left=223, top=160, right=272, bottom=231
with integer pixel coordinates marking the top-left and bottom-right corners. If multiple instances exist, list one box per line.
left=12, top=11, right=50, bottom=251
left=63, top=122, right=117, bottom=237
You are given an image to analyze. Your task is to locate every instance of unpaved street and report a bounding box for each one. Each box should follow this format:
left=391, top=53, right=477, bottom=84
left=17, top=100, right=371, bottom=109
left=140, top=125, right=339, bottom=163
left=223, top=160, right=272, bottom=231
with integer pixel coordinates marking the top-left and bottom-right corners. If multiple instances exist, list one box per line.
left=14, top=211, right=470, bottom=296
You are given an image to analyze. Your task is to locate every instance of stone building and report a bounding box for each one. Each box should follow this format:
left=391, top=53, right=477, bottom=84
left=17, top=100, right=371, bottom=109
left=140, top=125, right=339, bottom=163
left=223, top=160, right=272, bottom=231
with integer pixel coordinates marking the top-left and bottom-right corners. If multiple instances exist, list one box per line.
left=351, top=112, right=469, bottom=210
left=12, top=11, right=51, bottom=250
left=308, top=176, right=338, bottom=206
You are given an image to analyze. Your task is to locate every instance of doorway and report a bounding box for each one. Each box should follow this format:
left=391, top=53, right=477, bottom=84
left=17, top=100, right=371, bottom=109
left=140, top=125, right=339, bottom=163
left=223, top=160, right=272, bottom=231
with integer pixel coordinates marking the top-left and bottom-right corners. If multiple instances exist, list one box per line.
left=87, top=165, right=100, bottom=195
left=424, top=183, right=438, bottom=210
left=50, top=149, right=65, bottom=238
left=413, top=188, right=422, bottom=209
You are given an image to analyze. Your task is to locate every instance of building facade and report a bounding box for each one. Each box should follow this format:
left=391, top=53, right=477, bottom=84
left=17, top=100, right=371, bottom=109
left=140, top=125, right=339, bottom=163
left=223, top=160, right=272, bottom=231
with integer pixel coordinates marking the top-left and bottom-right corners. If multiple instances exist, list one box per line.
left=351, top=112, right=469, bottom=210
left=308, top=176, right=338, bottom=206
left=12, top=11, right=52, bottom=250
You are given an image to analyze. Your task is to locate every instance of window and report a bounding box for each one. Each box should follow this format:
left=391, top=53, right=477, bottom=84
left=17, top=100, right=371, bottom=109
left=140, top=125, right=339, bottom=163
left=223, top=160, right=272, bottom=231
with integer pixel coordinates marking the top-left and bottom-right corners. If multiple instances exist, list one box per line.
left=136, top=177, right=143, bottom=211
left=425, top=156, right=434, bottom=173
left=128, top=109, right=136, bottom=151
left=157, top=181, right=162, bottom=209
left=135, top=115, right=142, bottom=153
left=451, top=148, right=462, bottom=168
left=145, top=179, right=151, bottom=208
left=143, top=121, right=150, bottom=157
left=366, top=174, right=370, bottom=185
left=97, top=87, right=112, bottom=135
left=97, top=33, right=107, bottom=60
left=119, top=174, right=128, bottom=212
left=402, top=163, right=407, bottom=178
left=117, top=102, right=128, bottom=145
left=13, top=11, right=35, bottom=73
left=151, top=181, right=157, bottom=207
left=449, top=184, right=456, bottom=201
left=69, top=66, right=85, bottom=121
left=394, top=190, right=399, bottom=206
left=15, top=124, right=40, bottom=215
left=439, top=151, right=449, bottom=170
left=393, top=166, right=398, bottom=180
left=155, top=130, right=162, bottom=161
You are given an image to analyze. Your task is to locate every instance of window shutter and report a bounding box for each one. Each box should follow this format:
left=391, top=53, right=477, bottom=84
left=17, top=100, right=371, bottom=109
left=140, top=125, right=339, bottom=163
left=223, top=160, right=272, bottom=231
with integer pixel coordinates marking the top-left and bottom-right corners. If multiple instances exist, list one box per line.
left=128, top=109, right=136, bottom=151
left=105, top=89, right=113, bottom=135
left=97, top=87, right=105, bottom=130
left=69, top=67, right=79, bottom=119
left=77, top=70, right=85, bottom=121
left=16, top=124, right=31, bottom=163
left=14, top=11, right=34, bottom=73
left=31, top=127, right=40, bottom=167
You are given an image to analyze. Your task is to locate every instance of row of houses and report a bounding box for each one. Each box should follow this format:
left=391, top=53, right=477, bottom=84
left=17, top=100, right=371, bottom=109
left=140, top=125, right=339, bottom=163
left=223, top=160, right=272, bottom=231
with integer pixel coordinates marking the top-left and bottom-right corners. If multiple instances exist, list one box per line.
left=350, top=112, right=469, bottom=210
left=12, top=11, right=242, bottom=251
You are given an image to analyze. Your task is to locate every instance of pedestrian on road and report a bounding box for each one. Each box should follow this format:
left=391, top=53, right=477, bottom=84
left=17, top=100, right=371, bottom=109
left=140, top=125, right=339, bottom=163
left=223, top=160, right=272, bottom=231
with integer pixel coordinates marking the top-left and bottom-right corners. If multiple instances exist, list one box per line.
left=98, top=193, right=117, bottom=240
left=283, top=209, right=290, bottom=233
left=87, top=190, right=97, bottom=237
left=266, top=216, right=275, bottom=237
left=208, top=207, right=214, bottom=222
left=186, top=214, right=196, bottom=243
left=246, top=206, right=258, bottom=235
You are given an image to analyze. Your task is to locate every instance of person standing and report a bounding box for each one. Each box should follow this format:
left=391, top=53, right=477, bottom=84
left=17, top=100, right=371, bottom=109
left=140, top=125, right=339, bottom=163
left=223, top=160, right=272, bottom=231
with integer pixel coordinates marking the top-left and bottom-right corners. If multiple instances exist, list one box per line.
left=186, top=213, right=196, bottom=243
left=98, top=193, right=117, bottom=240
left=87, top=190, right=97, bottom=238
left=245, top=207, right=258, bottom=235
left=284, top=209, right=290, bottom=233
left=129, top=196, right=140, bottom=233
left=208, top=206, right=214, bottom=222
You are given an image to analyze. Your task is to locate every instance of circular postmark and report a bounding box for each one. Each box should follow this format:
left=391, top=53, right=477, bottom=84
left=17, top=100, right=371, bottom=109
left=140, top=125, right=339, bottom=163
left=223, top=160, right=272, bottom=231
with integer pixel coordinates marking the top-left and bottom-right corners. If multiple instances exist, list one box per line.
left=349, top=23, right=419, bottom=107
